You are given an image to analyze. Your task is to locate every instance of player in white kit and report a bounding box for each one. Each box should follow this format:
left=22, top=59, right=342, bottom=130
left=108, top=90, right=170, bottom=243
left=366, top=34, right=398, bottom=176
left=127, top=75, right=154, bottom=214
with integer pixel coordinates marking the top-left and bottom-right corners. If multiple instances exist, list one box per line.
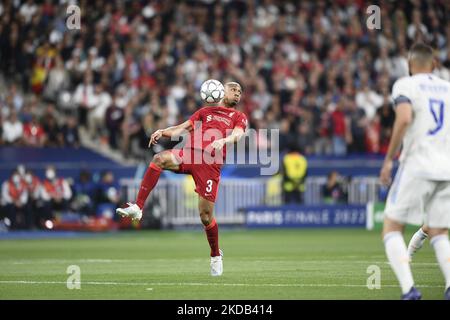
left=379, top=43, right=450, bottom=300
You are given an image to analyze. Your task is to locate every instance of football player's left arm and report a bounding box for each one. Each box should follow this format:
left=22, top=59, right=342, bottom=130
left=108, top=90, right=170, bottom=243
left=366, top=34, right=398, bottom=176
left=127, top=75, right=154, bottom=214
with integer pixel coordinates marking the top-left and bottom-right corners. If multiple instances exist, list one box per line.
left=379, top=102, right=413, bottom=186
left=211, top=127, right=245, bottom=150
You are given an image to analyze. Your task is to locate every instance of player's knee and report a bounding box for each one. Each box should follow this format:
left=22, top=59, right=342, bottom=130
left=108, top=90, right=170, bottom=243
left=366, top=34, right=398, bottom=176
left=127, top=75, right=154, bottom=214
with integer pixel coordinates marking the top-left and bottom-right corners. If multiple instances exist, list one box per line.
left=382, top=217, right=404, bottom=239
left=152, top=153, right=165, bottom=168
left=199, top=210, right=212, bottom=225
left=428, top=228, right=447, bottom=239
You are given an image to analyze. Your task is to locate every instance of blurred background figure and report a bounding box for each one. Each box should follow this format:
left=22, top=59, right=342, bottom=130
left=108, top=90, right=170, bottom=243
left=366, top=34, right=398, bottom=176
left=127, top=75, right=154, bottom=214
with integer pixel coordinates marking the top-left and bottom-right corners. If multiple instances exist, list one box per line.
left=88, top=84, right=112, bottom=141
left=322, top=171, right=348, bottom=205
left=23, top=168, right=42, bottom=229
left=22, top=116, right=46, bottom=147
left=40, top=165, right=72, bottom=224
left=105, top=99, right=125, bottom=150
left=95, top=170, right=120, bottom=218
left=42, top=107, right=64, bottom=147
left=1, top=169, right=31, bottom=229
left=71, top=170, right=95, bottom=216
left=2, top=111, right=23, bottom=145
left=376, top=96, right=396, bottom=155
left=330, top=98, right=350, bottom=156
left=73, top=72, right=95, bottom=130
left=61, top=114, right=80, bottom=148
left=281, top=145, right=308, bottom=204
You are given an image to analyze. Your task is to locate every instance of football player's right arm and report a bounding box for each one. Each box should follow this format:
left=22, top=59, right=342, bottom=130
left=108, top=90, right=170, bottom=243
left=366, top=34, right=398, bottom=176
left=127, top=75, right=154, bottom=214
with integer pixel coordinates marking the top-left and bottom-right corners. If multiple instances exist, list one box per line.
left=380, top=78, right=414, bottom=186
left=384, top=102, right=413, bottom=163
left=379, top=102, right=413, bottom=186
left=149, top=120, right=193, bottom=146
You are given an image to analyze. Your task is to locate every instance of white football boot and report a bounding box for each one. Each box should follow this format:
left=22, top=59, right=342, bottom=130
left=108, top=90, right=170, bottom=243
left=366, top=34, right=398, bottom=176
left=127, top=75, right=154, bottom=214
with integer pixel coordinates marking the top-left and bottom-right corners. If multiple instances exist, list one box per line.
left=116, top=202, right=142, bottom=221
left=210, top=249, right=223, bottom=276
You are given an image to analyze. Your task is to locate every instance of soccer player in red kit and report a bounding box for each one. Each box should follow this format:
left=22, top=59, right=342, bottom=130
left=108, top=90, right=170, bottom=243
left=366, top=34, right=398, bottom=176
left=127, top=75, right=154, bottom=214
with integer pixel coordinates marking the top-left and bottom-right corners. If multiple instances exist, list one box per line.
left=116, top=82, right=247, bottom=276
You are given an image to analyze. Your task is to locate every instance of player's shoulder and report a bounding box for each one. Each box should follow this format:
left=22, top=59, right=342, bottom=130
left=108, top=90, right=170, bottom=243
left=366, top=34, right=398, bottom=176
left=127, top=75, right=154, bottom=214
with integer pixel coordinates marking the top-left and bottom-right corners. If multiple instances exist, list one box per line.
left=392, top=76, right=417, bottom=98
left=234, top=109, right=247, bottom=118
left=213, top=105, right=242, bottom=116
left=231, top=109, right=247, bottom=123
left=192, top=106, right=212, bottom=116
left=394, top=74, right=450, bottom=92
left=392, top=75, right=414, bottom=88
left=200, top=105, right=225, bottom=112
left=197, top=105, right=210, bottom=112
left=430, top=74, right=450, bottom=87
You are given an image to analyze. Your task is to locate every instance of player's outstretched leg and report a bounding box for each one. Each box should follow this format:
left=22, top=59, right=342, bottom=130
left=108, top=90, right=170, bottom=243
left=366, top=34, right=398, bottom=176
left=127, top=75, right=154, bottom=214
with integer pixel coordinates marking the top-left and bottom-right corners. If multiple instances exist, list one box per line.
left=383, top=217, right=421, bottom=300
left=429, top=229, right=450, bottom=300
left=116, top=151, right=179, bottom=221
left=407, top=226, right=429, bottom=261
left=199, top=197, right=222, bottom=276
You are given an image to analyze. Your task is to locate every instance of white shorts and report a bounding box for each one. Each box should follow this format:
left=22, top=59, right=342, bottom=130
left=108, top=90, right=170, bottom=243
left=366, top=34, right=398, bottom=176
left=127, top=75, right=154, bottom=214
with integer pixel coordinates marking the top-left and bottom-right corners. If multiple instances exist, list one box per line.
left=384, top=165, right=450, bottom=228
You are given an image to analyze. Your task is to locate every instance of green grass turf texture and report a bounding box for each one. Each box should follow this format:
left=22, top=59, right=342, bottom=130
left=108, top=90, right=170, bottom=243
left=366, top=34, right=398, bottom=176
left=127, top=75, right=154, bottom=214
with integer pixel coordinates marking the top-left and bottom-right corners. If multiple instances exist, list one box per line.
left=0, top=228, right=446, bottom=300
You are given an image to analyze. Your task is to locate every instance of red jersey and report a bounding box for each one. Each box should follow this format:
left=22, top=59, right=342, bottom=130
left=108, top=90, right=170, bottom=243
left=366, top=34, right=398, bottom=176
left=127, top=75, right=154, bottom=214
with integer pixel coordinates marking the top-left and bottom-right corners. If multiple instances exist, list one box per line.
left=187, top=105, right=248, bottom=161
left=170, top=105, right=247, bottom=202
left=23, top=123, right=45, bottom=145
left=331, top=110, right=346, bottom=137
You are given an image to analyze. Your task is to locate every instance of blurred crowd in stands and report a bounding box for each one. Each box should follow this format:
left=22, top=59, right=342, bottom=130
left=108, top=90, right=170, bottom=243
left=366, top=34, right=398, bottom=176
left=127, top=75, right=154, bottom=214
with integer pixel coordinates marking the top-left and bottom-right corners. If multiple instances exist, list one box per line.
left=0, top=164, right=120, bottom=229
left=1, top=0, right=450, bottom=160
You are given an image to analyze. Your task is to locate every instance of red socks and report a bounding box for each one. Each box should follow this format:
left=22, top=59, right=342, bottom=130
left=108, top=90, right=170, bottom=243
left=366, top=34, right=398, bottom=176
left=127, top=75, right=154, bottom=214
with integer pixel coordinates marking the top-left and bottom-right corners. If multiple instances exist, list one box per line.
left=137, top=162, right=220, bottom=258
left=204, top=219, right=220, bottom=257
left=136, top=162, right=162, bottom=209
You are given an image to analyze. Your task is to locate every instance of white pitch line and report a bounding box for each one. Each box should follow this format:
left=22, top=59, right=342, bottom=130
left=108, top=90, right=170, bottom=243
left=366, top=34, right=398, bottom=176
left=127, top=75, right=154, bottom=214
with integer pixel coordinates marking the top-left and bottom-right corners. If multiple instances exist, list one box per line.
left=0, top=280, right=443, bottom=288
left=9, top=259, right=120, bottom=265
left=0, top=259, right=439, bottom=266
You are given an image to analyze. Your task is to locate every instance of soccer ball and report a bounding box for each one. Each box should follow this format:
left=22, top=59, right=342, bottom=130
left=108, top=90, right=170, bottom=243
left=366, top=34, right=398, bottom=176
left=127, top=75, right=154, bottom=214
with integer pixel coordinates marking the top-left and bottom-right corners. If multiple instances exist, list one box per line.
left=200, top=79, right=225, bottom=104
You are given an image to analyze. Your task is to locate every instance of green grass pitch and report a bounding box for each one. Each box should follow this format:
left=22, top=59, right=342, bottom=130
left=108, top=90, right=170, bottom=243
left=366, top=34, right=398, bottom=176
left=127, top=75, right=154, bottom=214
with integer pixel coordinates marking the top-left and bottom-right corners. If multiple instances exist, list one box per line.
left=0, top=228, right=445, bottom=300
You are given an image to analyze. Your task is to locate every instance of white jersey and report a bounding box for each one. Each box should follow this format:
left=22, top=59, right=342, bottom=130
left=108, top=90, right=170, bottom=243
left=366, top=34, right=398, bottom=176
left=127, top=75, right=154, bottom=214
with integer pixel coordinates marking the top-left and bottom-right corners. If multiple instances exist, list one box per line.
left=391, top=73, right=450, bottom=180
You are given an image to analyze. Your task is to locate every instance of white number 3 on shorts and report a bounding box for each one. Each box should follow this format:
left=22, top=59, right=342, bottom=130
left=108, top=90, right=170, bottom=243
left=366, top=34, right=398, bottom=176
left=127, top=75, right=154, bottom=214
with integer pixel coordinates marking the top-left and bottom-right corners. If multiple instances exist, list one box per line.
left=206, top=180, right=213, bottom=193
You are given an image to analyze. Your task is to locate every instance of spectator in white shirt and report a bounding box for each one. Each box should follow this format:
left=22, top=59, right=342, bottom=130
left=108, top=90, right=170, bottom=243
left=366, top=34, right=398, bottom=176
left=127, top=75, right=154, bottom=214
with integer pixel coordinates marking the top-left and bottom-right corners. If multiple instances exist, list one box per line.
left=73, top=72, right=95, bottom=128
left=407, top=9, right=429, bottom=41
left=1, top=170, right=31, bottom=229
left=19, top=0, right=37, bottom=24
left=355, top=74, right=383, bottom=122
left=88, top=84, right=112, bottom=140
left=2, top=111, right=23, bottom=145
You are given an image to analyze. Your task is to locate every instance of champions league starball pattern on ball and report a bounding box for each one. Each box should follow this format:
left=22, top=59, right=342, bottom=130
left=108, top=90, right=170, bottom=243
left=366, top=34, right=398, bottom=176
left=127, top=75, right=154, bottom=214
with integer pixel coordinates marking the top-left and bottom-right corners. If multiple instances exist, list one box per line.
left=200, top=79, right=225, bottom=104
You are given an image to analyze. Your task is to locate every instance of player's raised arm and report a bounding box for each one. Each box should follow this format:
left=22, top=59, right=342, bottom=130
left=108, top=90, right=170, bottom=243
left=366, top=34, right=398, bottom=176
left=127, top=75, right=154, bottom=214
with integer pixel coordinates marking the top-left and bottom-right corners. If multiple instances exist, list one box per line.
left=149, top=120, right=193, bottom=147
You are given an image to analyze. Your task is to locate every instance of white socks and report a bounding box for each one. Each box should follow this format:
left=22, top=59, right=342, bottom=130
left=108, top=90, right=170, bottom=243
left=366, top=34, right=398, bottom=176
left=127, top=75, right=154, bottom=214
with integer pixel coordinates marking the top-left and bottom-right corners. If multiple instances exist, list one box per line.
left=430, top=234, right=450, bottom=290
left=407, top=228, right=428, bottom=258
left=385, top=231, right=450, bottom=294
left=384, top=231, right=414, bottom=294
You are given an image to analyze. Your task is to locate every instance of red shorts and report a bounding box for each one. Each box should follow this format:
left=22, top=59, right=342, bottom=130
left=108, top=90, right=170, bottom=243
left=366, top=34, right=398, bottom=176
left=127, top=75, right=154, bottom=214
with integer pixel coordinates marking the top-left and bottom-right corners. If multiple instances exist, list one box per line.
left=170, top=149, right=221, bottom=202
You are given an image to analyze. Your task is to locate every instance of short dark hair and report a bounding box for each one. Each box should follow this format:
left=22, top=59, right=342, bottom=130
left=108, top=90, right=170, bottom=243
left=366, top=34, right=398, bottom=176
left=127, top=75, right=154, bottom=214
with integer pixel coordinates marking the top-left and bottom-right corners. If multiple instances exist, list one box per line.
left=287, top=142, right=300, bottom=153
left=225, top=82, right=242, bottom=91
left=327, top=170, right=338, bottom=179
left=408, top=42, right=435, bottom=66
